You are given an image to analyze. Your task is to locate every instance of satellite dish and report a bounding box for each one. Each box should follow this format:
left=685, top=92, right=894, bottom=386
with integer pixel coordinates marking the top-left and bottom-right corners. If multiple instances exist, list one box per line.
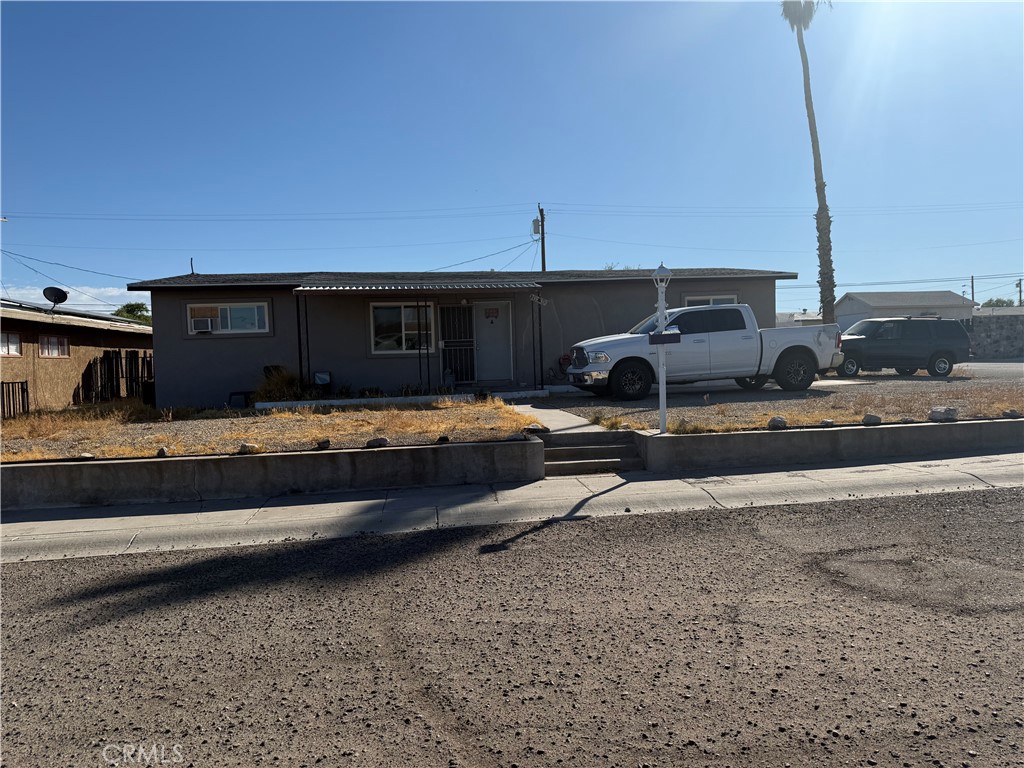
left=43, top=286, right=68, bottom=312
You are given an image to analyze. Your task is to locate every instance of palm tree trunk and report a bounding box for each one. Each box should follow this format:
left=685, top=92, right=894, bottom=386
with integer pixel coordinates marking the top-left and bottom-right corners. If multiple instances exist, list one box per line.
left=795, top=25, right=836, bottom=324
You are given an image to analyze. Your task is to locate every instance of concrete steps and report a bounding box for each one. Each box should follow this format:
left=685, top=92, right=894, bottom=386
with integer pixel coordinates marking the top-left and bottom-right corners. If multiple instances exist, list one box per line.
left=539, top=431, right=645, bottom=476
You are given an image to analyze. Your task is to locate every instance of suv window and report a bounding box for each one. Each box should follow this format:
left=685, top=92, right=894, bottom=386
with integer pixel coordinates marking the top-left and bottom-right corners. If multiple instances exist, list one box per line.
left=904, top=321, right=932, bottom=340
left=934, top=321, right=968, bottom=340
left=874, top=321, right=902, bottom=340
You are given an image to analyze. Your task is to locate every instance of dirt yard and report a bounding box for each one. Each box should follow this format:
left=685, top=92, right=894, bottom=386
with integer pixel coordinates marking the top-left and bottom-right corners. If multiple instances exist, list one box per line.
left=2, top=488, right=1021, bottom=767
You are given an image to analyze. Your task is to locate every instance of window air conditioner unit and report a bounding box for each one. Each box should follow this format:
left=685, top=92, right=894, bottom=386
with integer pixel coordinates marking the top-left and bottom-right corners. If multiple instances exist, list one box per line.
left=192, top=318, right=213, bottom=333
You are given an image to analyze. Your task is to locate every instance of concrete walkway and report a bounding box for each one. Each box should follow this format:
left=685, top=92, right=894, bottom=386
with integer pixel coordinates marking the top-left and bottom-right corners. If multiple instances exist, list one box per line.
left=3, top=451, right=1021, bottom=563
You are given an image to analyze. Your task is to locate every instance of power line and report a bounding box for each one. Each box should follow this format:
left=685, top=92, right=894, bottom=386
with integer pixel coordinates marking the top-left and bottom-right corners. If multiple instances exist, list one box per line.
left=425, top=241, right=537, bottom=272
left=0, top=204, right=535, bottom=223
left=776, top=271, right=1024, bottom=290
left=0, top=249, right=141, bottom=280
left=1, top=235, right=531, bottom=253
left=498, top=241, right=537, bottom=271
left=1, top=254, right=121, bottom=306
left=552, top=231, right=1022, bottom=255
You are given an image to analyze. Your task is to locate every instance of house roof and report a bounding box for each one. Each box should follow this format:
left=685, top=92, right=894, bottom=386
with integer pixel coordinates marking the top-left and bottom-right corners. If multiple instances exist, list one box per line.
left=127, top=268, right=798, bottom=291
left=0, top=299, right=153, bottom=335
left=837, top=291, right=976, bottom=308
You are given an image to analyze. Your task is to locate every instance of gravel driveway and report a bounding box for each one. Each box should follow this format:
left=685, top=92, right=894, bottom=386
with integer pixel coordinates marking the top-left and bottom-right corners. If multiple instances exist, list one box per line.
left=543, top=372, right=1024, bottom=431
left=2, top=488, right=1021, bottom=767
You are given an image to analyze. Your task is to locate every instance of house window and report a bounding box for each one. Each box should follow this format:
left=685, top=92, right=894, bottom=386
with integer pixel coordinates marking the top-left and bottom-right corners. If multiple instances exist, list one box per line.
left=187, top=302, right=269, bottom=335
left=39, top=335, right=70, bottom=358
left=685, top=295, right=737, bottom=307
left=371, top=302, right=434, bottom=354
left=1, top=332, right=21, bottom=356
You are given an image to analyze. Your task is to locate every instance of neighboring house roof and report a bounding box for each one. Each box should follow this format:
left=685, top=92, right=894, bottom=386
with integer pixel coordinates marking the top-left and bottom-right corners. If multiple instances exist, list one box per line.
left=0, top=299, right=153, bottom=335
left=128, top=268, right=799, bottom=292
left=776, top=311, right=823, bottom=326
left=837, top=291, right=976, bottom=308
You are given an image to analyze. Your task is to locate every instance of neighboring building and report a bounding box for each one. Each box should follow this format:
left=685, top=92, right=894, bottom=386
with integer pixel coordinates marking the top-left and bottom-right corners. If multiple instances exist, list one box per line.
left=0, top=299, right=153, bottom=416
left=971, top=305, right=1024, bottom=360
left=775, top=310, right=823, bottom=327
left=128, top=268, right=797, bottom=409
left=835, top=291, right=976, bottom=331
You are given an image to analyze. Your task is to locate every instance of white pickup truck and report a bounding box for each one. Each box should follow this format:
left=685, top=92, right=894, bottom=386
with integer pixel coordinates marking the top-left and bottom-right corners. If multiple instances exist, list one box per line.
left=566, top=304, right=844, bottom=400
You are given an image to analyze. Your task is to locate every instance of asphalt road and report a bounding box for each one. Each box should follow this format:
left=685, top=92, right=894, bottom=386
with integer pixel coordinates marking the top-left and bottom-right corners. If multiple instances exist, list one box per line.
left=2, top=488, right=1021, bottom=768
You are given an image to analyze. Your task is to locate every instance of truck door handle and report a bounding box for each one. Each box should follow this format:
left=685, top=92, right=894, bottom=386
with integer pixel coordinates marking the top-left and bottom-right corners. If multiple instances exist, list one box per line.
left=692, top=338, right=707, bottom=344
left=741, top=335, right=754, bottom=340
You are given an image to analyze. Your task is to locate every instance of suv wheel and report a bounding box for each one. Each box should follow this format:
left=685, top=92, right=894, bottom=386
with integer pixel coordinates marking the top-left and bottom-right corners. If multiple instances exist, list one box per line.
left=927, top=353, right=953, bottom=377
left=774, top=351, right=817, bottom=391
left=837, top=357, right=861, bottom=377
left=610, top=361, right=653, bottom=400
left=894, top=367, right=918, bottom=376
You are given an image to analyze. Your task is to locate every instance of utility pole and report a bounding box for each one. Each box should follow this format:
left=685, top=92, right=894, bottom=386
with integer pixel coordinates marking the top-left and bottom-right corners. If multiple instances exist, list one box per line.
left=1017, top=279, right=1022, bottom=307
left=971, top=275, right=975, bottom=305
left=537, top=204, right=546, bottom=272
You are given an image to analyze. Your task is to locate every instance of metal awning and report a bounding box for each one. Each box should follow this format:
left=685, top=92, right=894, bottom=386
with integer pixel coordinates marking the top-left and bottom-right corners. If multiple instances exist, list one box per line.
left=295, top=281, right=541, bottom=293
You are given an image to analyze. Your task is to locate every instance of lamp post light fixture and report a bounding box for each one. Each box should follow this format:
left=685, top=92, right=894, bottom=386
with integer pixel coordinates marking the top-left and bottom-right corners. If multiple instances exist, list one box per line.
left=652, top=263, right=673, bottom=434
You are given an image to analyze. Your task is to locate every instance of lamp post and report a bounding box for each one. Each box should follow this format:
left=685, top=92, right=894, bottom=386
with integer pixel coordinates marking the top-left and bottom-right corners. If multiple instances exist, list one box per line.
left=652, top=264, right=673, bottom=434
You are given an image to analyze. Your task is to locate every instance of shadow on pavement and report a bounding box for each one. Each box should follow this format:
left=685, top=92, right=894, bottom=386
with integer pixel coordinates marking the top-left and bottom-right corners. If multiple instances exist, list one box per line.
left=47, top=521, right=492, bottom=632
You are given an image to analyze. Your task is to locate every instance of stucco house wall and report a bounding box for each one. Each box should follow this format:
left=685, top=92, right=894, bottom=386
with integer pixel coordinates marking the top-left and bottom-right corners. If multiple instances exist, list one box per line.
left=1, top=303, right=153, bottom=412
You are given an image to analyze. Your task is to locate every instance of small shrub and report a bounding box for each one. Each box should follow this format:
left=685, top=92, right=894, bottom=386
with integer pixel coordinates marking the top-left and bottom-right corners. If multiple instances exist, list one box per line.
left=358, top=386, right=386, bottom=398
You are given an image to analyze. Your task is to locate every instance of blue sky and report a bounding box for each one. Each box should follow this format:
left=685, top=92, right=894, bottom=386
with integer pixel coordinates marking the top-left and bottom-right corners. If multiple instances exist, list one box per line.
left=2, top=1, right=1022, bottom=314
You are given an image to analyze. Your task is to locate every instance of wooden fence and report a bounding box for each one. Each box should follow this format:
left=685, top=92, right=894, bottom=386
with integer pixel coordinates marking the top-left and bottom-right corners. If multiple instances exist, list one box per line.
left=1, top=380, right=30, bottom=418
left=77, top=350, right=154, bottom=404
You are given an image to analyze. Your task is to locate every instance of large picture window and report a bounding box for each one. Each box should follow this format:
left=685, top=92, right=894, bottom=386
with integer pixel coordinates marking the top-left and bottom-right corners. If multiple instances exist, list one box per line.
left=1, top=332, right=21, bottom=356
left=371, top=302, right=434, bottom=354
left=188, top=302, right=269, bottom=335
left=39, top=335, right=70, bottom=358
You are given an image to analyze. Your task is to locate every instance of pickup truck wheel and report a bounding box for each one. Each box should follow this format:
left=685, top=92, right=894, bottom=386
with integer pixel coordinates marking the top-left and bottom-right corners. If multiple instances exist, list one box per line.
left=610, top=361, right=652, bottom=400
left=837, top=357, right=861, bottom=377
left=774, top=351, right=817, bottom=391
left=927, top=353, right=953, bottom=377
left=894, top=367, right=918, bottom=376
left=735, top=375, right=769, bottom=391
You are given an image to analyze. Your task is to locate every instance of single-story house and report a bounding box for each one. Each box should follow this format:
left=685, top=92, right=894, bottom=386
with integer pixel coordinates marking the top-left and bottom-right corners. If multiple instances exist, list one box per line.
left=775, top=310, right=823, bottom=327
left=127, top=268, right=797, bottom=409
left=0, top=299, right=153, bottom=416
left=835, top=291, right=976, bottom=331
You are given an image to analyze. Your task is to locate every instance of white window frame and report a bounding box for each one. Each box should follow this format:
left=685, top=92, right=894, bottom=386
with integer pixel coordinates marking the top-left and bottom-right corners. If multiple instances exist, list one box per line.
left=370, top=301, right=435, bottom=355
left=1, top=331, right=21, bottom=357
left=187, top=302, right=270, bottom=335
left=39, top=334, right=70, bottom=358
left=685, top=295, right=737, bottom=307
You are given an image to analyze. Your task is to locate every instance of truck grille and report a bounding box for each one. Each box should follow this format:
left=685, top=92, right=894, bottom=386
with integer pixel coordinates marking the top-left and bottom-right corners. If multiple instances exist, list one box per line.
left=570, top=347, right=588, bottom=368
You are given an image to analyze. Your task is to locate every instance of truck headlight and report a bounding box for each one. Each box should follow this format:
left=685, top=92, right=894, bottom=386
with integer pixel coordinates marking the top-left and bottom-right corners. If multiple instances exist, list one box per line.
left=588, top=351, right=611, bottom=364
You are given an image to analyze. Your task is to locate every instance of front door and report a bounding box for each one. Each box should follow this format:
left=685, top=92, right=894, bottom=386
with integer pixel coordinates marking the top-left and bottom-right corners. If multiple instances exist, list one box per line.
left=439, top=305, right=475, bottom=384
left=474, top=301, right=513, bottom=382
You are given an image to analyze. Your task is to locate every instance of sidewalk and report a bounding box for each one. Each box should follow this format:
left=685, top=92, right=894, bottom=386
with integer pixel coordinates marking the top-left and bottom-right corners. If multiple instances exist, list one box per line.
left=3, top=451, right=1021, bottom=562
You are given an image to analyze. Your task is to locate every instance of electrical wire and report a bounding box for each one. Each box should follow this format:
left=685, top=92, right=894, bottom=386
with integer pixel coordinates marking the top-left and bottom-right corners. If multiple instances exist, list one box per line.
left=1, top=254, right=121, bottom=306
left=0, top=249, right=141, bottom=280
left=425, top=241, right=536, bottom=272
left=1, top=235, right=531, bottom=253
left=498, top=241, right=537, bottom=271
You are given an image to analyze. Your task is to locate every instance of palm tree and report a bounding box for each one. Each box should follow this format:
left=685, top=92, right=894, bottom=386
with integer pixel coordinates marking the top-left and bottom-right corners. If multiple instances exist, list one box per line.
left=782, top=0, right=836, bottom=324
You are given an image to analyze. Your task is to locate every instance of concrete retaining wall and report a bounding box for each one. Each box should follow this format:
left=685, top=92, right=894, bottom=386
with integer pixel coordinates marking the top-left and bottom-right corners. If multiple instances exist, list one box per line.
left=639, top=419, right=1024, bottom=473
left=1, top=438, right=546, bottom=511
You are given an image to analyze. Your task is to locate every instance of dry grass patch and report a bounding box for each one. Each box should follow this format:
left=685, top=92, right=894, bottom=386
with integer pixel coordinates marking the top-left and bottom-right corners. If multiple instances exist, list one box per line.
left=1, top=396, right=539, bottom=462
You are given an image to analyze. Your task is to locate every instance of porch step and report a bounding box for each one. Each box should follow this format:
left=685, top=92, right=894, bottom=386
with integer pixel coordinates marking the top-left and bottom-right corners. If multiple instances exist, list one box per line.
left=539, top=431, right=645, bottom=476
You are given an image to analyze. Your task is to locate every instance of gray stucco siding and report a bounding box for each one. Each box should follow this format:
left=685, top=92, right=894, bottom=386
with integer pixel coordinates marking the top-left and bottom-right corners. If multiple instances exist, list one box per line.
left=151, top=289, right=300, bottom=409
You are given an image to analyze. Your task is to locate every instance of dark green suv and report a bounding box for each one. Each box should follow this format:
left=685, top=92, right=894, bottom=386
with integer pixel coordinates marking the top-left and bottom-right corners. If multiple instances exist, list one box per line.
left=836, top=317, right=972, bottom=377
